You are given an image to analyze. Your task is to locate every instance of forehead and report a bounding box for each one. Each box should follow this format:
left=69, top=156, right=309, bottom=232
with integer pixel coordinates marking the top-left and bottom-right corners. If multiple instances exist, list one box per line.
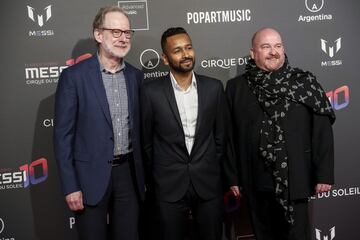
left=103, top=11, right=129, bottom=28
left=166, top=33, right=192, bottom=48
left=254, top=30, right=282, bottom=46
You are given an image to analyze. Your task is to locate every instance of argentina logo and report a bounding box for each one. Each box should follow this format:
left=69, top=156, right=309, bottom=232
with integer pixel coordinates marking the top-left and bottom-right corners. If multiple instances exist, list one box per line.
left=305, top=0, right=324, bottom=13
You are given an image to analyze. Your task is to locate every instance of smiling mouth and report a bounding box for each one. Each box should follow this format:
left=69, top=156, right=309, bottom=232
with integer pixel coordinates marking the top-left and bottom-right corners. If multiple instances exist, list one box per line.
left=114, top=45, right=128, bottom=49
left=181, top=59, right=193, bottom=64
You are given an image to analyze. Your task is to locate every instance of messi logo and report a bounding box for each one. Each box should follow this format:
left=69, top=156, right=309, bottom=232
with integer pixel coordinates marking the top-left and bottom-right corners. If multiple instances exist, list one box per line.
left=321, top=38, right=341, bottom=58
left=315, top=226, right=335, bottom=240
left=27, top=5, right=52, bottom=27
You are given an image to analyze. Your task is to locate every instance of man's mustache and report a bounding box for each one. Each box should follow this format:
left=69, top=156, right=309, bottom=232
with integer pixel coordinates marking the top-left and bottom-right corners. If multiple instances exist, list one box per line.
left=180, top=57, right=194, bottom=63
left=268, top=53, right=280, bottom=59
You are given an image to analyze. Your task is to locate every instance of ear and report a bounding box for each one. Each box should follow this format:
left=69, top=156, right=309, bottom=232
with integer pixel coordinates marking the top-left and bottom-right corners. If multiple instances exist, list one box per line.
left=250, top=48, right=255, bottom=59
left=161, top=53, right=169, bottom=66
left=94, top=29, right=103, bottom=44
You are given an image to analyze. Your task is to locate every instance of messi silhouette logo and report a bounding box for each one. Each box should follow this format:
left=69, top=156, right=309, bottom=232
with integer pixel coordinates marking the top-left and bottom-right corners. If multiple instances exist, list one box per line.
left=321, top=38, right=341, bottom=58
left=315, top=226, right=335, bottom=240
left=27, top=5, right=52, bottom=27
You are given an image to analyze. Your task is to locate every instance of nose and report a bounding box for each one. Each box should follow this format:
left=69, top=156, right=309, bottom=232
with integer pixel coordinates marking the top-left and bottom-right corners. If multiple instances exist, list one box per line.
left=269, top=46, right=278, bottom=55
left=182, top=49, right=191, bottom=58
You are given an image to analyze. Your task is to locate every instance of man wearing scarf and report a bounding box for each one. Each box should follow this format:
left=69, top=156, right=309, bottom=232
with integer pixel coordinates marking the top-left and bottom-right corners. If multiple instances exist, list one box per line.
left=226, top=28, right=335, bottom=240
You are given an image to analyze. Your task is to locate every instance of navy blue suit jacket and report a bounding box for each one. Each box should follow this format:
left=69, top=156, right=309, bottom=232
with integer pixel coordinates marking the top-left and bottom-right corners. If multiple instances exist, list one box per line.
left=54, top=55, right=144, bottom=205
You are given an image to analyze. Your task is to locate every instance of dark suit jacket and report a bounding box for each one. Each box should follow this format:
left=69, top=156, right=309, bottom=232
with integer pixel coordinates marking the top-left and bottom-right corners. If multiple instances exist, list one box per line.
left=140, top=74, right=237, bottom=202
left=226, top=75, right=334, bottom=200
left=54, top=55, right=145, bottom=205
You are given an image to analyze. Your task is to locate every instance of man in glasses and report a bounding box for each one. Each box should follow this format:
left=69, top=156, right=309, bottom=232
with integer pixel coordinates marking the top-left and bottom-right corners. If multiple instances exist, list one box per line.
left=54, top=6, right=144, bottom=240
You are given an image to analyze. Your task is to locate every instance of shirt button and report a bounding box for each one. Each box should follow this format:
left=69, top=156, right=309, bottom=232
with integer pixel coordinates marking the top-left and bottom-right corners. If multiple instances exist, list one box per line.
left=114, top=89, right=118, bottom=93
left=118, top=133, right=121, bottom=136
left=117, top=118, right=120, bottom=122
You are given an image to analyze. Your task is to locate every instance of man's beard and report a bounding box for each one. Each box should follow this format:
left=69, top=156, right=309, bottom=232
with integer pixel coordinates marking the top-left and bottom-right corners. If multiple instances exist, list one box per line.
left=102, top=42, right=131, bottom=59
left=169, top=57, right=195, bottom=73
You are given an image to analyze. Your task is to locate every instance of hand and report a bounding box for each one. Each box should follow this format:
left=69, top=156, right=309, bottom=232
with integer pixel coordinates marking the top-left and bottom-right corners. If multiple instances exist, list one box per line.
left=65, top=191, right=84, bottom=211
left=230, top=186, right=241, bottom=198
left=315, top=183, right=332, bottom=194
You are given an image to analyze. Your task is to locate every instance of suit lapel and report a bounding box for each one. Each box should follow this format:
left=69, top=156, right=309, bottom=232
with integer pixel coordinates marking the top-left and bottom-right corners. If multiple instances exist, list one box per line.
left=124, top=63, right=134, bottom=129
left=194, top=74, right=204, bottom=138
left=163, top=76, right=183, bottom=129
left=87, top=56, right=112, bottom=128
left=190, top=74, right=205, bottom=156
left=163, top=73, right=205, bottom=157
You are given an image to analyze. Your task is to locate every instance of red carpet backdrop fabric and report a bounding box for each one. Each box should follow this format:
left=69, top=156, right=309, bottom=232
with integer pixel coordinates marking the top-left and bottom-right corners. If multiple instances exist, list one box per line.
left=0, top=0, right=359, bottom=239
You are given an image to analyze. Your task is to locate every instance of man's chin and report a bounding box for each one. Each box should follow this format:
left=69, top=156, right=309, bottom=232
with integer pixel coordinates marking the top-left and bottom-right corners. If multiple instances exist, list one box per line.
left=264, top=63, right=282, bottom=71
left=181, top=63, right=194, bottom=71
left=113, top=50, right=130, bottom=59
left=181, top=66, right=194, bottom=72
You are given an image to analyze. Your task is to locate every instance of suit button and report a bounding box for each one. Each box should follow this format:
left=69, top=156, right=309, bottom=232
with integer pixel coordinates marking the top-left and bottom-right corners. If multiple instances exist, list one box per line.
left=108, top=160, right=112, bottom=164
left=110, top=136, right=114, bottom=140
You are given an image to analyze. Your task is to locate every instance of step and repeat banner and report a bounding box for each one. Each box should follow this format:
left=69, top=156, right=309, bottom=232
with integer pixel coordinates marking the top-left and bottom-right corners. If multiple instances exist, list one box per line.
left=0, top=0, right=359, bottom=239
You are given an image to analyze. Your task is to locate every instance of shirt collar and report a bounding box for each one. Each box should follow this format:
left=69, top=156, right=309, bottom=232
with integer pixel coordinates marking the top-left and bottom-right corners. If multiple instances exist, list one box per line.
left=170, top=71, right=197, bottom=91
left=97, top=53, right=125, bottom=74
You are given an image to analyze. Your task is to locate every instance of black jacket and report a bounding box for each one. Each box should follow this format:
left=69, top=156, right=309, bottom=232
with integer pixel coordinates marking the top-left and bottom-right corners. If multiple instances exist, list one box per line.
left=226, top=75, right=334, bottom=200
left=141, top=74, right=237, bottom=202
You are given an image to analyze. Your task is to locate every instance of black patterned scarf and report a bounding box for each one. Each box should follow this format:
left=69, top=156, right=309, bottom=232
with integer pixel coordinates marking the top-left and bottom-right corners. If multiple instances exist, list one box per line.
left=244, top=57, right=335, bottom=225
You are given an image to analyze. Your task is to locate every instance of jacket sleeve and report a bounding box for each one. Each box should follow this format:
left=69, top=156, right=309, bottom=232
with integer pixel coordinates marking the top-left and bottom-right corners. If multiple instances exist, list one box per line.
left=225, top=79, right=242, bottom=187
left=216, top=81, right=238, bottom=187
left=140, top=83, right=154, bottom=186
left=53, top=68, right=80, bottom=196
left=311, top=113, right=335, bottom=184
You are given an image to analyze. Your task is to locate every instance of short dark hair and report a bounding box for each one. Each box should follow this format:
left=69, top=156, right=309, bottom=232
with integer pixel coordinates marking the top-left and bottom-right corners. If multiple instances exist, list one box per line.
left=161, top=27, right=188, bottom=53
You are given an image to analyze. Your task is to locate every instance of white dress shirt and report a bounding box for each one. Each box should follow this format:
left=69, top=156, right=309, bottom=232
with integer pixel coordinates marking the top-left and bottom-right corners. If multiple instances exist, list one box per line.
left=170, top=72, right=198, bottom=154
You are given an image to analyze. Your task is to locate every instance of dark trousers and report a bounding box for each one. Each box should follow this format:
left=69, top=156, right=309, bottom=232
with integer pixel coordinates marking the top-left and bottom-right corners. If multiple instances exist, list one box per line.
left=75, top=160, right=139, bottom=240
left=157, top=183, right=223, bottom=240
left=249, top=191, right=310, bottom=240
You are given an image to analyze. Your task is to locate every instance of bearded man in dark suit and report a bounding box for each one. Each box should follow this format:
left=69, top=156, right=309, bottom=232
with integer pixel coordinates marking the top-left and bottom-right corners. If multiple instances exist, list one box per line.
left=141, top=27, right=239, bottom=240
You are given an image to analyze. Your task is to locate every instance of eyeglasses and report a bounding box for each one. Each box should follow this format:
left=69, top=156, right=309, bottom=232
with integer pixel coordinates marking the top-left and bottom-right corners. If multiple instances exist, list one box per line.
left=99, top=28, right=135, bottom=39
